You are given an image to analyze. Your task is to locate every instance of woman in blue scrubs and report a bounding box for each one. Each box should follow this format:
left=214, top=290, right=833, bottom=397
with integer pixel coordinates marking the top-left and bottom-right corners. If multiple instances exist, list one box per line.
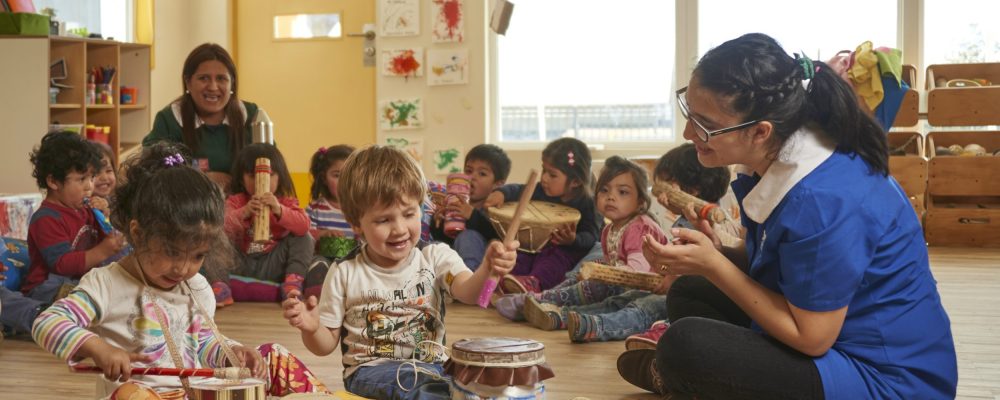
left=617, top=33, right=957, bottom=399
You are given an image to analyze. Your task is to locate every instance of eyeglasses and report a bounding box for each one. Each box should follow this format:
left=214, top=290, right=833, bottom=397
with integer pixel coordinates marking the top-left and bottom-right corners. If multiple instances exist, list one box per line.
left=675, top=86, right=760, bottom=142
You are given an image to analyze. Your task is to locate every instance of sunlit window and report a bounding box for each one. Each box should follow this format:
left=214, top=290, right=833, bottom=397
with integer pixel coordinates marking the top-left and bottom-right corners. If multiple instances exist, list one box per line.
left=924, top=0, right=1000, bottom=66
left=495, top=0, right=676, bottom=145
left=699, top=0, right=896, bottom=61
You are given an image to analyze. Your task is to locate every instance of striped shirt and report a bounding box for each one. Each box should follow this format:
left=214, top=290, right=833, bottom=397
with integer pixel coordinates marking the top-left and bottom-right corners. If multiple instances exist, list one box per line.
left=306, top=198, right=354, bottom=239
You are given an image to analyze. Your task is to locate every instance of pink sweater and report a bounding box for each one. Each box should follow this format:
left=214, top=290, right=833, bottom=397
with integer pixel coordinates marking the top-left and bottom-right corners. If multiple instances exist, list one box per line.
left=224, top=193, right=310, bottom=254
left=600, top=214, right=668, bottom=273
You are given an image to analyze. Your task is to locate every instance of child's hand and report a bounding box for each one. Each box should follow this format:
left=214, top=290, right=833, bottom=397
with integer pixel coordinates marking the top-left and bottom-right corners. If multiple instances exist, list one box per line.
left=89, top=197, right=110, bottom=215
left=99, top=232, right=126, bottom=257
left=484, top=240, right=518, bottom=276
left=230, top=345, right=266, bottom=379
left=317, top=229, right=344, bottom=238
left=256, top=193, right=282, bottom=218
left=243, top=198, right=262, bottom=220
left=91, top=343, right=152, bottom=382
left=446, top=200, right=475, bottom=220
left=282, top=290, right=320, bottom=333
left=550, top=222, right=576, bottom=245
left=1, top=264, right=7, bottom=282
left=483, top=191, right=505, bottom=209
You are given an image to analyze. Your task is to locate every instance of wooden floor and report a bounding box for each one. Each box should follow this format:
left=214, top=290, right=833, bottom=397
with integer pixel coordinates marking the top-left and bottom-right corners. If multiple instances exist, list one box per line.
left=1, top=247, right=998, bottom=399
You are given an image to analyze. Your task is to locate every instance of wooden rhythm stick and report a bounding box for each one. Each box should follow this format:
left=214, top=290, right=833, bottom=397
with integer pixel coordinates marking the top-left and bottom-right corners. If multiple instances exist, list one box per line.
left=253, top=157, right=272, bottom=243
left=477, top=169, right=539, bottom=308
left=72, top=365, right=250, bottom=379
left=651, top=181, right=726, bottom=224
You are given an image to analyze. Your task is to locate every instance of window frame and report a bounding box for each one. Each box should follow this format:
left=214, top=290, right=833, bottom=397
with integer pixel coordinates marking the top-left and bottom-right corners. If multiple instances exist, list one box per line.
left=489, top=0, right=927, bottom=149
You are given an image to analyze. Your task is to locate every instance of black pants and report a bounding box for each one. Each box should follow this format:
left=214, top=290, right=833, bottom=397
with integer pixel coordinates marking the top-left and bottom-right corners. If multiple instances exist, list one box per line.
left=657, top=275, right=824, bottom=400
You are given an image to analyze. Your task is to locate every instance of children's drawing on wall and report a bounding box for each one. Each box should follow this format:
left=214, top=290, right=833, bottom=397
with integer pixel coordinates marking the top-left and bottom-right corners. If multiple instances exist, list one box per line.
left=427, top=49, right=469, bottom=86
left=379, top=0, right=420, bottom=37
left=379, top=98, right=424, bottom=130
left=431, top=0, right=464, bottom=43
left=385, top=135, right=425, bottom=163
left=432, top=147, right=463, bottom=175
left=382, top=48, right=424, bottom=79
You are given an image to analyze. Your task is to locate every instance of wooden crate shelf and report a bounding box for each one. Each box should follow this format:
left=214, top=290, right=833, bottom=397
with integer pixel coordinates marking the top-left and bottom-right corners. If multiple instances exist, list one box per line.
left=888, top=131, right=927, bottom=221
left=926, top=63, right=1000, bottom=126
left=891, top=65, right=919, bottom=127
left=925, top=131, right=1000, bottom=247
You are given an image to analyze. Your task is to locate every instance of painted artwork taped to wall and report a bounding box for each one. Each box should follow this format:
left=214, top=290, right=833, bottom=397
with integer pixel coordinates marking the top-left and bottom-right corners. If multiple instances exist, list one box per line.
left=427, top=49, right=469, bottom=86
left=385, top=135, right=425, bottom=163
left=379, top=98, right=424, bottom=130
left=432, top=0, right=464, bottom=43
left=382, top=48, right=424, bottom=78
left=380, top=0, right=420, bottom=37
left=432, top=147, right=464, bottom=175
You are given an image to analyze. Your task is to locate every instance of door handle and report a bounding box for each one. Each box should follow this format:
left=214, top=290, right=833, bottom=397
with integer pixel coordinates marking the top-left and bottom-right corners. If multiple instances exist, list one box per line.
left=348, top=31, right=376, bottom=40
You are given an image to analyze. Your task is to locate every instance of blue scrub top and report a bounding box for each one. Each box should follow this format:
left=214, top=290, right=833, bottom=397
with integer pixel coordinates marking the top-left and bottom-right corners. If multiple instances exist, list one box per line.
left=732, top=151, right=957, bottom=399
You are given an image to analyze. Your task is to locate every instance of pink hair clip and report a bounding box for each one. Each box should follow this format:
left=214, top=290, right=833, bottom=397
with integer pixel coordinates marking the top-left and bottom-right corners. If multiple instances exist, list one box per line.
left=317, top=146, right=328, bottom=154
left=163, top=153, right=185, bottom=167
left=567, top=151, right=575, bottom=166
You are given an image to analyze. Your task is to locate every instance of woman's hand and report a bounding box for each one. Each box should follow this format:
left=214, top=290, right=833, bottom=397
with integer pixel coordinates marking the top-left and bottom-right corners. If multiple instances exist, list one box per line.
left=483, top=191, right=505, bottom=209
left=230, top=345, right=266, bottom=379
left=642, top=229, right=725, bottom=277
left=550, top=222, right=576, bottom=246
left=679, top=203, right=723, bottom=251
left=651, top=273, right=679, bottom=295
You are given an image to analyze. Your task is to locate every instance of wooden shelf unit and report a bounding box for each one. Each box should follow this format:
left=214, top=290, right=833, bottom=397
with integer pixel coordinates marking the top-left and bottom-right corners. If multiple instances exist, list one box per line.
left=0, top=36, right=151, bottom=192
left=888, top=131, right=927, bottom=223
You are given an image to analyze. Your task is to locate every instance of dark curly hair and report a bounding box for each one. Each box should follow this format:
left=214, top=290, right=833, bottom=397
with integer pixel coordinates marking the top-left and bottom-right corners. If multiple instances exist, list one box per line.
left=465, top=144, right=511, bottom=183
left=112, top=142, right=234, bottom=270
left=596, top=156, right=653, bottom=218
left=30, top=131, right=103, bottom=190
left=309, top=145, right=355, bottom=202
left=695, top=33, right=888, bottom=175
left=654, top=144, right=730, bottom=203
left=228, top=143, right=296, bottom=198
left=541, top=137, right=593, bottom=200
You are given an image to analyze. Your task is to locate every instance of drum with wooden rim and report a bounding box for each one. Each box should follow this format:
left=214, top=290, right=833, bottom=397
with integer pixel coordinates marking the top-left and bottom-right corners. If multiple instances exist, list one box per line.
left=488, top=201, right=581, bottom=253
left=444, top=337, right=555, bottom=399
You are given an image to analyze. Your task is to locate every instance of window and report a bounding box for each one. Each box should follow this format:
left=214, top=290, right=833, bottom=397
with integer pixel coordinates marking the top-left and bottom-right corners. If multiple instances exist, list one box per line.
left=923, top=0, right=1000, bottom=67
left=34, top=0, right=132, bottom=42
left=698, top=0, right=897, bottom=61
left=494, top=0, right=676, bottom=146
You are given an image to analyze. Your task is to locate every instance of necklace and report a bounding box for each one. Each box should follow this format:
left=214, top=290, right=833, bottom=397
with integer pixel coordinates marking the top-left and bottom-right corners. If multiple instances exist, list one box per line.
left=604, top=215, right=637, bottom=266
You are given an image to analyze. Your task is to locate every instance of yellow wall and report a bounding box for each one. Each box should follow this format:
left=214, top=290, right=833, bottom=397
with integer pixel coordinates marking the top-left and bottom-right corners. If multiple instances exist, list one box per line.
left=235, top=0, right=376, bottom=176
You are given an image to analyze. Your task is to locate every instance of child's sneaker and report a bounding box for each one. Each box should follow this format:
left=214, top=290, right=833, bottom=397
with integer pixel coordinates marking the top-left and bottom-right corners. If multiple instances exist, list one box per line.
left=495, top=293, right=528, bottom=321
left=523, top=296, right=565, bottom=331
left=212, top=281, right=234, bottom=308
left=625, top=320, right=670, bottom=350
left=281, top=273, right=305, bottom=300
left=501, top=274, right=541, bottom=294
left=567, top=311, right=600, bottom=343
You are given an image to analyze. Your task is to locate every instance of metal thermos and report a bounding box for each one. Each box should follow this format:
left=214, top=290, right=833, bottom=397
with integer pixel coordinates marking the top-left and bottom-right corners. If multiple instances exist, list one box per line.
left=252, top=108, right=274, bottom=144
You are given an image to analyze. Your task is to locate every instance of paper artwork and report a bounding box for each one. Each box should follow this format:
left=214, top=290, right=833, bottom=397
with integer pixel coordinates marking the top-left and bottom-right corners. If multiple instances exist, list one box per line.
left=431, top=0, right=464, bottom=43
left=379, top=0, right=419, bottom=37
left=427, top=49, right=469, bottom=86
left=379, top=98, right=424, bottom=130
left=385, top=135, right=425, bottom=163
left=382, top=48, right=424, bottom=78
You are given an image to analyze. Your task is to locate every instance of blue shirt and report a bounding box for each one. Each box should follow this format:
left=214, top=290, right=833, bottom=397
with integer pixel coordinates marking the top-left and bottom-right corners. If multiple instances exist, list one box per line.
left=732, top=148, right=957, bottom=399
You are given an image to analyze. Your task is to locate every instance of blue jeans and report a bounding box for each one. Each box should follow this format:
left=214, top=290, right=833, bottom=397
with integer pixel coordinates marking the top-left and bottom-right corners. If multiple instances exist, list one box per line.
left=568, top=290, right=666, bottom=341
left=454, top=230, right=487, bottom=270
left=0, top=287, right=44, bottom=333
left=344, top=361, right=451, bottom=400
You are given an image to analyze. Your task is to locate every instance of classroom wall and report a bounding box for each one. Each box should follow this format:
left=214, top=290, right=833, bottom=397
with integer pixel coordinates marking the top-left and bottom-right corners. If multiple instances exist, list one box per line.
left=149, top=0, right=231, bottom=115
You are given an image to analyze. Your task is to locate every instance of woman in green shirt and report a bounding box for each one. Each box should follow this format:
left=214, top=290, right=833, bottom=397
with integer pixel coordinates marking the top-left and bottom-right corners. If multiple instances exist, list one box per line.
left=143, top=43, right=259, bottom=190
